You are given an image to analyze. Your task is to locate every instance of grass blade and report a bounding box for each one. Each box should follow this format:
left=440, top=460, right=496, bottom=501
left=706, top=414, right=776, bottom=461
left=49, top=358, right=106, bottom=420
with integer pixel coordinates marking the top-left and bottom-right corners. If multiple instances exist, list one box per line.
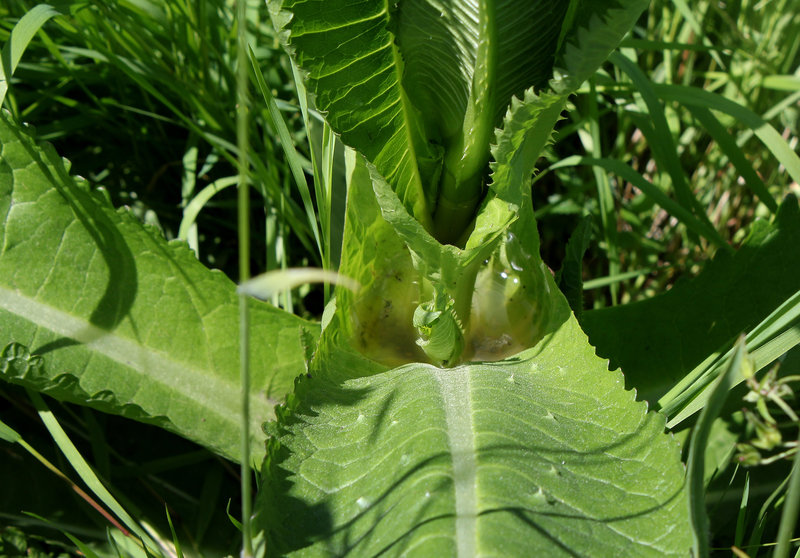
left=238, top=268, right=359, bottom=301
left=667, top=0, right=726, bottom=68
left=583, top=79, right=619, bottom=304
left=735, top=472, right=750, bottom=550
left=236, top=2, right=253, bottom=556
left=164, top=505, right=184, bottom=558
left=662, top=287, right=800, bottom=426
left=550, top=155, right=729, bottom=248
left=687, top=105, right=778, bottom=212
left=22, top=512, right=102, bottom=558
left=654, top=84, right=800, bottom=188
left=774, top=429, right=800, bottom=558
left=610, top=52, right=719, bottom=234
left=248, top=46, right=323, bottom=260
left=0, top=4, right=63, bottom=107
left=178, top=176, right=239, bottom=241
left=0, top=416, right=21, bottom=443
left=25, top=390, right=162, bottom=556
left=746, top=476, right=790, bottom=557
left=686, top=339, right=748, bottom=558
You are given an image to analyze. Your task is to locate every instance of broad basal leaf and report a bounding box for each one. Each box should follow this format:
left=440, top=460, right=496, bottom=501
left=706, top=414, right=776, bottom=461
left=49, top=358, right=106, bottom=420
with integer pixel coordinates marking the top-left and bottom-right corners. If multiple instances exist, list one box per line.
left=256, top=314, right=691, bottom=556
left=0, top=111, right=317, bottom=462
left=581, top=196, right=800, bottom=403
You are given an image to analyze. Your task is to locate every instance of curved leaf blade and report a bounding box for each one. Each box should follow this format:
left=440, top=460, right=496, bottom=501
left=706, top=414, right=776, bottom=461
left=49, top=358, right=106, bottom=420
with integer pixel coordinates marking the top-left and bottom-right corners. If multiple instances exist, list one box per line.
left=0, top=111, right=317, bottom=462
left=0, top=4, right=64, bottom=107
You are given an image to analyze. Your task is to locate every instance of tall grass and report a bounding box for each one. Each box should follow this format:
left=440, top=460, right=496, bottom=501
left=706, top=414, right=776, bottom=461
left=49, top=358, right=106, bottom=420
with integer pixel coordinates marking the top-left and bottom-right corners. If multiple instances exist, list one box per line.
left=539, top=0, right=800, bottom=307
left=0, top=0, right=322, bottom=301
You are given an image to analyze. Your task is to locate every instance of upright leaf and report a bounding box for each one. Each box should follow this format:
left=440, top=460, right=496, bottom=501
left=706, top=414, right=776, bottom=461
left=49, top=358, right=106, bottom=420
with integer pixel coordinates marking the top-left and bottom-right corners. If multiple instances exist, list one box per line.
left=0, top=112, right=317, bottom=462
left=330, top=89, right=567, bottom=367
left=271, top=1, right=648, bottom=244
left=395, top=1, right=572, bottom=240
left=268, top=0, right=438, bottom=230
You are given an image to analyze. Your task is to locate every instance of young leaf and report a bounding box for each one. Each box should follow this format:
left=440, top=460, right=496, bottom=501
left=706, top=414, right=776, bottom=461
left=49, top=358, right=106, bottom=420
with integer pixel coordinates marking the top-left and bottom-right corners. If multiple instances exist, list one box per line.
left=329, top=89, right=568, bottom=367
left=270, top=1, right=649, bottom=244
left=0, top=111, right=317, bottom=462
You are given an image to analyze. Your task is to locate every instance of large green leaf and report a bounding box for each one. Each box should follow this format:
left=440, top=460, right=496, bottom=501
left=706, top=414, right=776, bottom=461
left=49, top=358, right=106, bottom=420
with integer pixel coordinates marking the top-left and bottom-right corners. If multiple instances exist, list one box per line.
left=0, top=111, right=317, bottom=462
left=256, top=317, right=691, bottom=555
left=581, top=196, right=800, bottom=404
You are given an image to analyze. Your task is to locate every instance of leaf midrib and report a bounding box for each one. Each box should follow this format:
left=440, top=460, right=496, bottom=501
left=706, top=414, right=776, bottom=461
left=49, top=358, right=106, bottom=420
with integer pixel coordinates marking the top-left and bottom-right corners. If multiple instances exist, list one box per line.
left=435, top=365, right=477, bottom=556
left=0, top=285, right=270, bottom=437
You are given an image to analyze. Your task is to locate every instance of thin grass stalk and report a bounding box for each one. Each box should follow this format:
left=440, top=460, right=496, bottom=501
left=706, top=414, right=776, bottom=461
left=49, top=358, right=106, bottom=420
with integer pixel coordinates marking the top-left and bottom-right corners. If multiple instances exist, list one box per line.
left=321, top=121, right=337, bottom=302
left=236, top=0, right=253, bottom=556
left=734, top=472, right=750, bottom=550
left=25, top=390, right=163, bottom=556
left=774, top=429, right=800, bottom=558
left=586, top=78, right=619, bottom=305
left=686, top=339, right=748, bottom=557
left=610, top=51, right=720, bottom=237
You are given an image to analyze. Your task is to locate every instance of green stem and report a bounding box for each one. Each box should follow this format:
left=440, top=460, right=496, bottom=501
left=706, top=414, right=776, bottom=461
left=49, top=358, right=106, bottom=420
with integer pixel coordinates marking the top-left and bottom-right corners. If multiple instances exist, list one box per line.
left=450, top=260, right=481, bottom=334
left=432, top=179, right=484, bottom=246
left=236, top=0, right=253, bottom=556
left=774, top=429, right=800, bottom=558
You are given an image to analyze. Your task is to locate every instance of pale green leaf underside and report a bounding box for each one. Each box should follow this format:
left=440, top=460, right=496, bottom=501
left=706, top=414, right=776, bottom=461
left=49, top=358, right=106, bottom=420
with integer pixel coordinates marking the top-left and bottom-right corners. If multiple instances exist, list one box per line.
left=257, top=315, right=691, bottom=556
left=397, top=0, right=569, bottom=139
left=0, top=112, right=317, bottom=462
left=269, top=0, right=435, bottom=228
